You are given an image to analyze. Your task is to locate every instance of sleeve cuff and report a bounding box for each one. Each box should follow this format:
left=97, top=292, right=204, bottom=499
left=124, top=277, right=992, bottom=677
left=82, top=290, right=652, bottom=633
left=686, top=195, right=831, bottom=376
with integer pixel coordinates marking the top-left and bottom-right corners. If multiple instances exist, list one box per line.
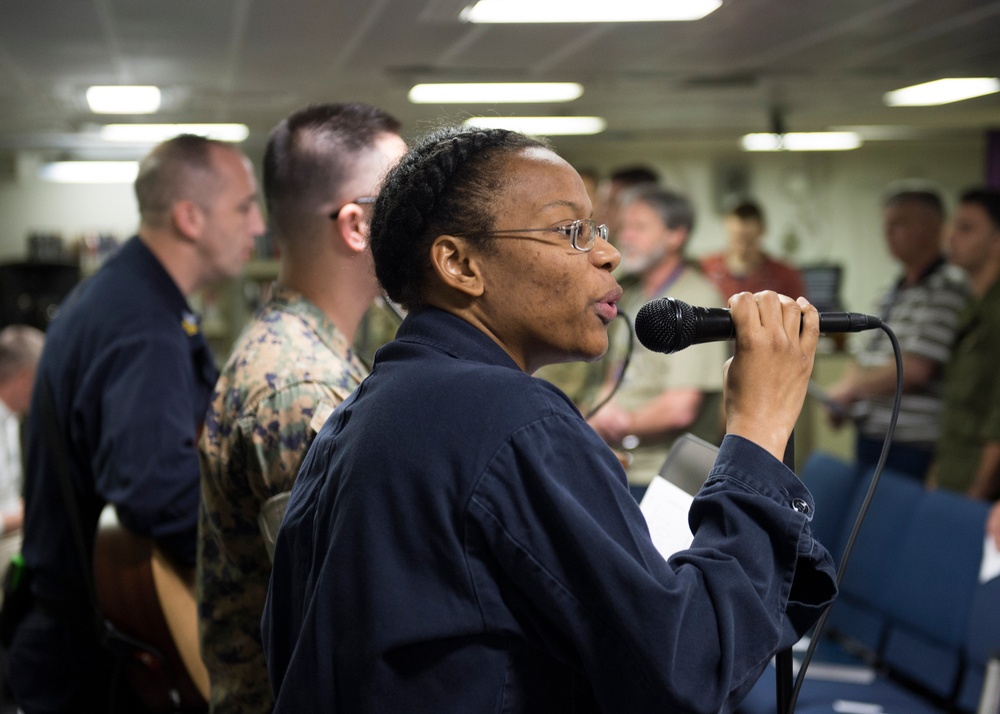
left=706, top=434, right=816, bottom=522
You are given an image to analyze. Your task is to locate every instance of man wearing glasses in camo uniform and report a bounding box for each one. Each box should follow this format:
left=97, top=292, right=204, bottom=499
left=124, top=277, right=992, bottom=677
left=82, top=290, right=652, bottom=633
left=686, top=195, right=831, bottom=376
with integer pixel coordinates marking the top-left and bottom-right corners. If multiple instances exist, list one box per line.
left=197, top=103, right=406, bottom=714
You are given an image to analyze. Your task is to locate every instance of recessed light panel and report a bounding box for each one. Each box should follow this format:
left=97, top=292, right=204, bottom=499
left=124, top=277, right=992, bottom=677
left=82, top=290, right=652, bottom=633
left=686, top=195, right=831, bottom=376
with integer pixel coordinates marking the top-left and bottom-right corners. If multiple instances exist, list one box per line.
left=741, top=132, right=862, bottom=151
left=38, top=161, right=139, bottom=183
left=463, top=116, right=607, bottom=135
left=409, top=83, right=583, bottom=103
left=86, top=86, right=161, bottom=114
left=884, top=78, right=1000, bottom=106
left=100, top=123, right=250, bottom=143
left=461, top=0, right=721, bottom=23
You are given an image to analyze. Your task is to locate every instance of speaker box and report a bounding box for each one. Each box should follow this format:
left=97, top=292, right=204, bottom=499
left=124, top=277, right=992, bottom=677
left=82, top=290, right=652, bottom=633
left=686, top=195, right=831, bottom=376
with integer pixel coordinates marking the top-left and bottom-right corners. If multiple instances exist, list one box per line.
left=0, top=261, right=81, bottom=331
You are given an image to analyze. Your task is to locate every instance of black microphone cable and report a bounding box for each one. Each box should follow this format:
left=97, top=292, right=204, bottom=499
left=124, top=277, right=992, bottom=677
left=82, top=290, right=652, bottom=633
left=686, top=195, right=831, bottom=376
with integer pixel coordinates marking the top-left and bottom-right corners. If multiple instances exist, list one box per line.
left=785, top=322, right=903, bottom=713
left=585, top=310, right=634, bottom=420
left=356, top=294, right=408, bottom=372
left=382, top=295, right=407, bottom=324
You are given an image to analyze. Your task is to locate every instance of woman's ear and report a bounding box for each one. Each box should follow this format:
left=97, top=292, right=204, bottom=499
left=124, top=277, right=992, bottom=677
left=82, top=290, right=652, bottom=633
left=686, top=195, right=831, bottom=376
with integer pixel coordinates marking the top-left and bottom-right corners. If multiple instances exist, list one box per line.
left=429, top=235, right=485, bottom=298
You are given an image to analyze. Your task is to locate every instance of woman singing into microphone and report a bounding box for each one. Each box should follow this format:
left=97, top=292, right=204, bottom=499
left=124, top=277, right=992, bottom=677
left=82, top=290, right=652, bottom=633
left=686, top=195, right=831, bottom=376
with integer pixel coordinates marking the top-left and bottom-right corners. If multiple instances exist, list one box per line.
left=262, top=126, right=836, bottom=713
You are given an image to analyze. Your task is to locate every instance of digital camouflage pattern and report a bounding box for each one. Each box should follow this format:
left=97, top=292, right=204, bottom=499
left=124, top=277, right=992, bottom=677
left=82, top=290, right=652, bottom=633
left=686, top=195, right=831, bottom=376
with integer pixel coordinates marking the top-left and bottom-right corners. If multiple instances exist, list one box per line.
left=197, top=284, right=368, bottom=714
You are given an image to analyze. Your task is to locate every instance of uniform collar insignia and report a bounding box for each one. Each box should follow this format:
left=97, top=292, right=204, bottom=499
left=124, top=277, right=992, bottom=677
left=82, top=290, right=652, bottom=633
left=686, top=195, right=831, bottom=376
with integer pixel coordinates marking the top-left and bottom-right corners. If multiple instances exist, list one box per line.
left=181, top=311, right=201, bottom=336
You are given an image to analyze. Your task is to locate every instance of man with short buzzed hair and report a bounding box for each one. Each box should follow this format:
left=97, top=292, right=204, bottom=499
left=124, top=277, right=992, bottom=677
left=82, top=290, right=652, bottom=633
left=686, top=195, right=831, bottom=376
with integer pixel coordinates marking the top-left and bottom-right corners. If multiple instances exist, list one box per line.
left=700, top=199, right=807, bottom=302
left=197, top=103, right=406, bottom=713
left=935, top=188, right=1000, bottom=499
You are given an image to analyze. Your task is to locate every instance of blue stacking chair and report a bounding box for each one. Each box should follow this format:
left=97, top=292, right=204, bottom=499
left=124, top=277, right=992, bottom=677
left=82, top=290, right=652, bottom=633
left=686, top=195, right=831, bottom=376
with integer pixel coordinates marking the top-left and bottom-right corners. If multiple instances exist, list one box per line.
left=955, top=550, right=1000, bottom=712
left=797, top=452, right=864, bottom=565
left=823, top=468, right=926, bottom=654
left=875, top=489, right=989, bottom=703
left=738, top=469, right=925, bottom=714
left=744, top=486, right=990, bottom=714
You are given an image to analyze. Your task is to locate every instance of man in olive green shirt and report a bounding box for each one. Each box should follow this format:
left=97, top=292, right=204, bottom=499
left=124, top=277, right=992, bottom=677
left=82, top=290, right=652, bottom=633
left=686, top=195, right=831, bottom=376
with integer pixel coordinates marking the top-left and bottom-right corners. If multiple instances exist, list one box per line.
left=935, top=188, right=1000, bottom=499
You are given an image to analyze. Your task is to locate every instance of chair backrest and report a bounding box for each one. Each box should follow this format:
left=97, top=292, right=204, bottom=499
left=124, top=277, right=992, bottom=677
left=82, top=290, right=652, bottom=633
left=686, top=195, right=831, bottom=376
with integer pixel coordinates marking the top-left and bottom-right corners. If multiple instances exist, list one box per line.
left=657, top=432, right=719, bottom=496
left=825, top=468, right=925, bottom=654
left=957, top=557, right=1000, bottom=711
left=798, top=451, right=864, bottom=564
left=879, top=490, right=990, bottom=701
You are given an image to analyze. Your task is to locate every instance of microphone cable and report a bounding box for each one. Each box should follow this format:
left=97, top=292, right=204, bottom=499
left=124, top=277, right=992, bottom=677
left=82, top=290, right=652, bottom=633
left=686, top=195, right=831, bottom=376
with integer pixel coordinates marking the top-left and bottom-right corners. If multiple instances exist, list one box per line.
left=361, top=297, right=635, bottom=412
left=585, top=310, right=634, bottom=420
left=785, top=322, right=903, bottom=713
left=382, top=295, right=407, bottom=324
left=355, top=294, right=408, bottom=372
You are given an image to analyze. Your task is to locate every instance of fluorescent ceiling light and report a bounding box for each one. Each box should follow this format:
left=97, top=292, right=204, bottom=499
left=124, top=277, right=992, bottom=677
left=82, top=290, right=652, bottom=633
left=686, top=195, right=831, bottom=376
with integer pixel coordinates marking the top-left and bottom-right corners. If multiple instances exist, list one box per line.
left=100, top=123, right=250, bottom=143
left=461, top=0, right=721, bottom=23
left=883, top=77, right=1000, bottom=106
left=86, top=85, right=161, bottom=114
left=463, top=116, right=607, bottom=135
left=829, top=125, right=926, bottom=141
left=741, top=132, right=862, bottom=152
left=409, top=82, right=584, bottom=104
left=38, top=161, right=139, bottom=184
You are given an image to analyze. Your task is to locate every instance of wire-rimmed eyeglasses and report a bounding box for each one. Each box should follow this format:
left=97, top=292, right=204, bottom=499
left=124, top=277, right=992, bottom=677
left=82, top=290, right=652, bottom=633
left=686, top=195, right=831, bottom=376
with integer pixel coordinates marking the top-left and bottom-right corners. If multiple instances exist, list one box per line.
left=453, top=218, right=608, bottom=252
left=329, top=196, right=376, bottom=220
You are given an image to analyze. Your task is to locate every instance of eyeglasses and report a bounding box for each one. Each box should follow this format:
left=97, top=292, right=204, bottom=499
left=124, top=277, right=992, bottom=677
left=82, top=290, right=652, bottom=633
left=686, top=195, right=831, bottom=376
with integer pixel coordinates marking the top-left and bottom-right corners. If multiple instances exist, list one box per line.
left=454, top=219, right=608, bottom=252
left=329, top=196, right=376, bottom=220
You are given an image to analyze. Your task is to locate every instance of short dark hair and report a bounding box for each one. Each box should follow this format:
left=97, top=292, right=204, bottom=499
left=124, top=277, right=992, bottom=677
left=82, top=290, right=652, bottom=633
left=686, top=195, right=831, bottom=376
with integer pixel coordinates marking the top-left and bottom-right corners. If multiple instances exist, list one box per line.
left=623, top=185, right=696, bottom=234
left=134, top=134, right=233, bottom=224
left=959, top=188, right=1000, bottom=229
left=610, top=165, right=660, bottom=187
left=369, top=126, right=548, bottom=310
left=575, top=166, right=599, bottom=184
left=263, top=103, right=402, bottom=240
left=726, top=199, right=765, bottom=225
left=883, top=185, right=945, bottom=220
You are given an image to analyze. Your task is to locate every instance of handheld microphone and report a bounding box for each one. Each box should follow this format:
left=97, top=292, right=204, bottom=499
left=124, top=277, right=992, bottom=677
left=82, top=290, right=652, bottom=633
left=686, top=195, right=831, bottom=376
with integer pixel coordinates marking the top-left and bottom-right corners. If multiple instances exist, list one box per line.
left=634, top=297, right=883, bottom=354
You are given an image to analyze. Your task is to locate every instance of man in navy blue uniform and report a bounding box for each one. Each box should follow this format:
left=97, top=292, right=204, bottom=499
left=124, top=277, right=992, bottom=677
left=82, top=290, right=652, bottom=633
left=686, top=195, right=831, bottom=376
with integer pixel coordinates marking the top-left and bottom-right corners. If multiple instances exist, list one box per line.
left=263, top=127, right=837, bottom=713
left=7, top=134, right=264, bottom=712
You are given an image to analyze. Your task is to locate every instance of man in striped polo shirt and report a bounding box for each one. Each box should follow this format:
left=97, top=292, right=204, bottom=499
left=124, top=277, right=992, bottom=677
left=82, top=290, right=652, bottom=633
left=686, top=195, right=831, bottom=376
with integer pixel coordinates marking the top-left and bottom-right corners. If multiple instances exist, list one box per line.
left=826, top=186, right=969, bottom=479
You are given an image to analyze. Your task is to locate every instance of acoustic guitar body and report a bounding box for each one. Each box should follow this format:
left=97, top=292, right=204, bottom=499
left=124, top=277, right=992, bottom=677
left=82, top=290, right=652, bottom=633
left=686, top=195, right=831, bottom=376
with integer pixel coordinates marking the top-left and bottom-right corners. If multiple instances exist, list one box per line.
left=93, top=524, right=209, bottom=712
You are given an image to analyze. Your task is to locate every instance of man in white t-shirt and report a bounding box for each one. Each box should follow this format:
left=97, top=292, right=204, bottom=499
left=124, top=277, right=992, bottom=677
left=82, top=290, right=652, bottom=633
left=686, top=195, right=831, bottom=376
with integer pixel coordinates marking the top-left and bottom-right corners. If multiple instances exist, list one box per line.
left=0, top=324, right=44, bottom=589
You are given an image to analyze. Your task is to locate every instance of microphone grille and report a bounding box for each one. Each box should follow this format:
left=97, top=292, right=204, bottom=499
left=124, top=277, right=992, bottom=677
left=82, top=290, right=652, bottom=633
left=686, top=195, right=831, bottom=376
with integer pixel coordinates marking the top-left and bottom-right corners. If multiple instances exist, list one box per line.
left=634, top=297, right=696, bottom=354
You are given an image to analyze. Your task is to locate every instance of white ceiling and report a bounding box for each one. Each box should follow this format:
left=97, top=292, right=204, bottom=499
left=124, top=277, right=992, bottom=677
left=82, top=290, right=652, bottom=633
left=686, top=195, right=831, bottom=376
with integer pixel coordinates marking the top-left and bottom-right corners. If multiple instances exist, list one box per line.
left=1, top=0, right=999, bottom=161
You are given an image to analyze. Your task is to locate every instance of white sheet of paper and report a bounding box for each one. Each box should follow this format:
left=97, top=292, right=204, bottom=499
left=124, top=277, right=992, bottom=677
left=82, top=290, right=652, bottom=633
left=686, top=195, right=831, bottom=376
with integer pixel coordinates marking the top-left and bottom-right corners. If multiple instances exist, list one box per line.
left=795, top=659, right=876, bottom=684
left=980, top=535, right=1000, bottom=583
left=639, top=475, right=695, bottom=559
left=831, top=701, right=885, bottom=714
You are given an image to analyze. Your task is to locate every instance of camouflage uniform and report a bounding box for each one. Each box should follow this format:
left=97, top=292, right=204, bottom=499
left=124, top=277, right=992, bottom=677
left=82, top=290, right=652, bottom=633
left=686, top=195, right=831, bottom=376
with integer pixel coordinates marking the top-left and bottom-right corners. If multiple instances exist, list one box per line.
left=197, top=284, right=367, bottom=713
